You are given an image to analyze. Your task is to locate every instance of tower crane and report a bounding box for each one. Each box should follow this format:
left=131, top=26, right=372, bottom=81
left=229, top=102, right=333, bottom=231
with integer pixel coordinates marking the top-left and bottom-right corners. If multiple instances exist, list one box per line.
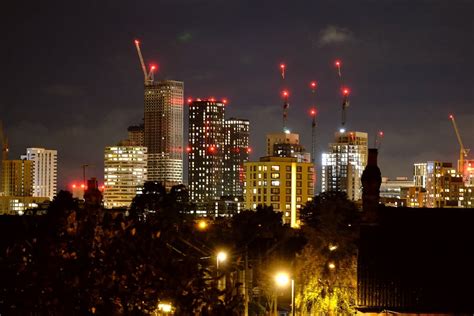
left=449, top=114, right=470, bottom=178
left=134, top=39, right=156, bottom=85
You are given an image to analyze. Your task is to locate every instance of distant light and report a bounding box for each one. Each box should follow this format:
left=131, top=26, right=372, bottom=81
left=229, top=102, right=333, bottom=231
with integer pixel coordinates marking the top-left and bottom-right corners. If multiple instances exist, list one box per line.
left=209, top=146, right=216, bottom=153
left=339, top=128, right=346, bottom=133
left=197, top=220, right=208, bottom=230
left=187, top=98, right=193, bottom=104
left=342, top=87, right=350, bottom=96
left=209, top=97, right=215, bottom=102
left=72, top=184, right=76, bottom=188
left=134, top=39, right=140, bottom=45
left=449, top=114, right=454, bottom=119
left=310, top=108, right=317, bottom=116
left=379, top=131, right=384, bottom=136
left=18, top=210, right=24, bottom=216
left=247, top=147, right=252, bottom=153
left=282, top=90, right=289, bottom=97
left=310, top=81, right=317, bottom=88
left=217, top=251, right=227, bottom=263
left=329, top=244, right=338, bottom=251
left=280, top=63, right=286, bottom=69
left=80, top=184, right=85, bottom=189
left=222, top=98, right=228, bottom=104
left=328, top=262, right=336, bottom=270
left=158, top=303, right=172, bottom=313
left=335, top=60, right=341, bottom=67
left=150, top=65, right=156, bottom=71
left=275, top=272, right=290, bottom=287
left=284, top=128, right=291, bottom=134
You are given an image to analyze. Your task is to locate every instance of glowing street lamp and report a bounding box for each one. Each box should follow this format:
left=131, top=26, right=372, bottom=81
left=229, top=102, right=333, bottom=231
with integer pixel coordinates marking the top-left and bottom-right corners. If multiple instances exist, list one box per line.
left=216, top=251, right=227, bottom=270
left=274, top=272, right=295, bottom=316
left=157, top=302, right=173, bottom=314
left=197, top=220, right=208, bottom=231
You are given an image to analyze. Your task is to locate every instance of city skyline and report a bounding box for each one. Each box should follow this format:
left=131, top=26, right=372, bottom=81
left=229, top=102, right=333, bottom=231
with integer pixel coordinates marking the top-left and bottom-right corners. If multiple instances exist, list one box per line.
left=1, top=1, right=473, bottom=190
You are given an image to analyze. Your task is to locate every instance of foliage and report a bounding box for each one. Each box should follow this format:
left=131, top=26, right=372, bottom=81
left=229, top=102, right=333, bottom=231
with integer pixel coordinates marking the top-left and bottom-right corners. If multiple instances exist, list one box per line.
left=296, top=191, right=360, bottom=315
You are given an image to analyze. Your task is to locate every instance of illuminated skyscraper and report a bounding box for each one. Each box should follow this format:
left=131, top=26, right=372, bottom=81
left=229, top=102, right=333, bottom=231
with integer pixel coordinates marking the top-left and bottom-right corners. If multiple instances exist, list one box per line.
left=144, top=80, right=184, bottom=189
left=321, top=131, right=368, bottom=201
left=223, top=118, right=250, bottom=198
left=0, top=123, right=8, bottom=195
left=1, top=160, right=33, bottom=197
left=188, top=99, right=226, bottom=207
left=21, top=148, right=57, bottom=201
left=103, top=146, right=147, bottom=208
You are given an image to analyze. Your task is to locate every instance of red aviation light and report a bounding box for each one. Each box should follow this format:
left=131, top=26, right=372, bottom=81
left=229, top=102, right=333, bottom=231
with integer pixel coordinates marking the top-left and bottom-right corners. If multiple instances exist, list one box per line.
left=72, top=184, right=76, bottom=188
left=134, top=39, right=140, bottom=45
left=186, top=146, right=192, bottom=153
left=187, top=98, right=193, bottom=104
left=101, top=185, right=105, bottom=190
left=379, top=131, right=384, bottom=137
left=209, top=97, right=215, bottom=102
left=80, top=184, right=85, bottom=189
left=310, top=81, right=317, bottom=89
left=280, top=63, right=286, bottom=69
left=310, top=108, right=317, bottom=117
left=335, top=60, right=341, bottom=67
left=247, top=147, right=252, bottom=153
left=222, top=98, right=228, bottom=104
left=449, top=114, right=454, bottom=120
left=282, top=90, right=289, bottom=98
left=209, top=146, right=216, bottom=153
left=342, top=87, right=350, bottom=96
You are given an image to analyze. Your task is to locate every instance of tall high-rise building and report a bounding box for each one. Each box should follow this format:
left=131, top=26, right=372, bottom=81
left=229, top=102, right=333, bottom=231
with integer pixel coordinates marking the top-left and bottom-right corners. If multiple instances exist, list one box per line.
left=188, top=99, right=226, bottom=205
left=0, top=123, right=8, bottom=195
left=321, top=131, right=368, bottom=201
left=21, top=148, right=57, bottom=201
left=144, top=80, right=184, bottom=189
left=2, top=160, right=33, bottom=197
left=223, top=118, right=250, bottom=198
left=127, top=124, right=145, bottom=146
left=103, top=146, right=147, bottom=208
left=244, top=156, right=315, bottom=227
left=414, top=163, right=428, bottom=188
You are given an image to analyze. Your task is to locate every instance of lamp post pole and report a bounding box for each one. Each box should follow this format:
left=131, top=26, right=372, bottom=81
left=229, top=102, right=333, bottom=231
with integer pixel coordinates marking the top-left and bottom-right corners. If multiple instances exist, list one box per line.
left=291, top=279, right=295, bottom=316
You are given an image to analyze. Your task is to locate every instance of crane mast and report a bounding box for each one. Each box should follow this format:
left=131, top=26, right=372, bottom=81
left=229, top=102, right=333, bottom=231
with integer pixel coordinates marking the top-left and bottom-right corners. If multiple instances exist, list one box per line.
left=449, top=114, right=470, bottom=178
left=134, top=39, right=155, bottom=85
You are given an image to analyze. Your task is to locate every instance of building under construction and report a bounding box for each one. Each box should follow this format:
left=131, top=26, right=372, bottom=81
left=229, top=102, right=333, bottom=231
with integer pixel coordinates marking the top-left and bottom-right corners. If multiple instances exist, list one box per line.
left=134, top=40, right=184, bottom=189
left=144, top=80, right=184, bottom=189
left=321, top=131, right=368, bottom=201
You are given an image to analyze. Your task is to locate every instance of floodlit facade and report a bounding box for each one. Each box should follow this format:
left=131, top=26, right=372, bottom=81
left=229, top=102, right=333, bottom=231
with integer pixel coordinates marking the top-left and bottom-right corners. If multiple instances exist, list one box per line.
left=144, top=80, right=184, bottom=189
left=223, top=118, right=250, bottom=198
left=1, top=160, right=33, bottom=197
left=104, top=146, right=147, bottom=208
left=462, top=159, right=474, bottom=187
left=0, top=196, right=49, bottom=215
left=21, top=148, right=57, bottom=201
left=244, top=156, right=315, bottom=227
left=321, top=131, right=368, bottom=201
left=188, top=99, right=226, bottom=206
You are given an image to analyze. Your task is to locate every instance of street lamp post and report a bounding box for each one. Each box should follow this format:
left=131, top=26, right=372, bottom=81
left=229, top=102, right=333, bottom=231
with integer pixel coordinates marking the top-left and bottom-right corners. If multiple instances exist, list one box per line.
left=274, top=272, right=295, bottom=316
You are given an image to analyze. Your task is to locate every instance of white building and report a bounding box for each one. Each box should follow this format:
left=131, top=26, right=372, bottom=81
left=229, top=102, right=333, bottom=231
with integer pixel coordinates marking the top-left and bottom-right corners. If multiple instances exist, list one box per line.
left=321, top=131, right=368, bottom=201
left=21, top=148, right=57, bottom=201
left=103, top=146, right=147, bottom=208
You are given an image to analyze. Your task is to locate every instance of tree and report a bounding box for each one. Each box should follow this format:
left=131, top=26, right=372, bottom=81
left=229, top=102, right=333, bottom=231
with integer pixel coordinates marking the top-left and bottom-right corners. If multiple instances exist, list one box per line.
left=296, top=191, right=360, bottom=315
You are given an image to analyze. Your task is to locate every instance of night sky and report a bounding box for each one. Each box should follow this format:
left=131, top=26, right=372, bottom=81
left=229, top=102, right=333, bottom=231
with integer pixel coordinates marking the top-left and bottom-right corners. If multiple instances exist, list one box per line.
left=1, top=0, right=473, bottom=190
